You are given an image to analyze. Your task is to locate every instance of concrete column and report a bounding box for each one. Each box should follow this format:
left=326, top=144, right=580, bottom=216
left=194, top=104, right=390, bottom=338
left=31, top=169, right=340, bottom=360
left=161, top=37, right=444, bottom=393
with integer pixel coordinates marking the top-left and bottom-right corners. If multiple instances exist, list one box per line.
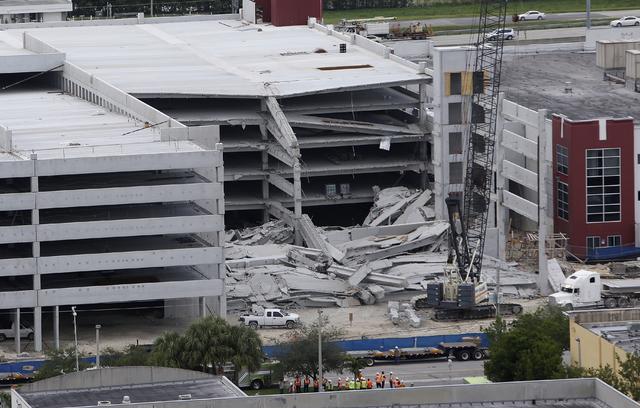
left=418, top=83, right=431, bottom=190
left=537, top=108, right=552, bottom=294
left=14, top=308, right=20, bottom=355
left=259, top=122, right=270, bottom=223
left=293, top=160, right=303, bottom=246
left=30, top=154, right=42, bottom=352
left=53, top=305, right=60, bottom=350
left=199, top=297, right=207, bottom=318
left=495, top=93, right=508, bottom=260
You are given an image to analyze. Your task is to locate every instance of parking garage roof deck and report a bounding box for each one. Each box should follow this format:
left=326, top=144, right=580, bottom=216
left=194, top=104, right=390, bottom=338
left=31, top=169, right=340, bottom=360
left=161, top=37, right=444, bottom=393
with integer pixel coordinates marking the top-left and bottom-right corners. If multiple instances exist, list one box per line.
left=10, top=18, right=427, bottom=98
left=0, top=89, right=205, bottom=160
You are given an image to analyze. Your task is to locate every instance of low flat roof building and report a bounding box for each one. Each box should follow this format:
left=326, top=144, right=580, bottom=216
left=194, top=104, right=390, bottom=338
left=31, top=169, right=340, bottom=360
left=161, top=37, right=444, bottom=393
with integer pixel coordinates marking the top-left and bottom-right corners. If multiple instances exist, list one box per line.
left=11, top=371, right=640, bottom=408
left=0, top=0, right=72, bottom=24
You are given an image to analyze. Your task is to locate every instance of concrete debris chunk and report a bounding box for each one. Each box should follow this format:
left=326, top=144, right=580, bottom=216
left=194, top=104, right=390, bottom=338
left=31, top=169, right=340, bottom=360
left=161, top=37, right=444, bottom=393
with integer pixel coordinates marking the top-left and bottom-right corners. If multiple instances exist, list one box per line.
left=547, top=258, right=566, bottom=293
left=367, top=284, right=386, bottom=301
left=364, top=187, right=435, bottom=227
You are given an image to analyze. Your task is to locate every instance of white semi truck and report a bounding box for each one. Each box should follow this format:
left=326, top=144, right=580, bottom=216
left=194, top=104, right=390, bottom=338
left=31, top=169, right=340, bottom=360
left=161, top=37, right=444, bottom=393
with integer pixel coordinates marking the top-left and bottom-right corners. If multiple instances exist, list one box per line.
left=548, top=270, right=640, bottom=309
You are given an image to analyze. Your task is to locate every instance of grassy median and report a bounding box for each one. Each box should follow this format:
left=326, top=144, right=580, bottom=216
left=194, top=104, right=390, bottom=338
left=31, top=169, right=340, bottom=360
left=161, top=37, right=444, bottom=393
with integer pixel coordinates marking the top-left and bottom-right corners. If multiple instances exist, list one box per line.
left=323, top=0, right=640, bottom=24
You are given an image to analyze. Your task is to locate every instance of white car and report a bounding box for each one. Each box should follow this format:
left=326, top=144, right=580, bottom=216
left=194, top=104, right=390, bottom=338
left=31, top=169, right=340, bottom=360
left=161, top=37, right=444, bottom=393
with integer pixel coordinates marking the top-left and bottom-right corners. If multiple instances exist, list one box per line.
left=485, top=28, right=516, bottom=41
left=518, top=10, right=545, bottom=21
left=610, top=16, right=640, bottom=27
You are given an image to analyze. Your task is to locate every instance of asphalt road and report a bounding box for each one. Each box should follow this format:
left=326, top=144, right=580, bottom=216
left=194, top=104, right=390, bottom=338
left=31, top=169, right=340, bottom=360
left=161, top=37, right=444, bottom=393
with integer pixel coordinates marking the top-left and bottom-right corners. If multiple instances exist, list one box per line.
left=408, top=9, right=640, bottom=28
left=324, top=358, right=485, bottom=386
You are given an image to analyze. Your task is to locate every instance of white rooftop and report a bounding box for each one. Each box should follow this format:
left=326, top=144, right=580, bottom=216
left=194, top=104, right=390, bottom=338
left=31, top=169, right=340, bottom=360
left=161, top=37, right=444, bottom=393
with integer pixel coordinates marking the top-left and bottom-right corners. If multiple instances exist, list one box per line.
left=0, top=0, right=72, bottom=14
left=17, top=19, right=425, bottom=98
left=0, top=89, right=203, bottom=160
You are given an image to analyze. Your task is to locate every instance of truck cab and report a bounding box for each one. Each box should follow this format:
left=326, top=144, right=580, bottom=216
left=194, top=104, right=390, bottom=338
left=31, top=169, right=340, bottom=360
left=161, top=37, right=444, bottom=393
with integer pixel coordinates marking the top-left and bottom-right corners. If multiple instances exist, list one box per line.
left=549, top=270, right=602, bottom=309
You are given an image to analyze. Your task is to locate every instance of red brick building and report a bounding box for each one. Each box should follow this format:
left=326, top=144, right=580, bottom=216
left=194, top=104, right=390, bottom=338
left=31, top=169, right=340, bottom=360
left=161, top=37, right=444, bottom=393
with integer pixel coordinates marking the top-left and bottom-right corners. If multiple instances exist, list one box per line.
left=552, top=114, right=636, bottom=260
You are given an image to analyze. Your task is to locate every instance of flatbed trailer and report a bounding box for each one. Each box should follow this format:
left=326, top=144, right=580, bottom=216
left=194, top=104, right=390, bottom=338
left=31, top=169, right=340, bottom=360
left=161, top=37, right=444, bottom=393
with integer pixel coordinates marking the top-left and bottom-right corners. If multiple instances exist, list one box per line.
left=347, top=339, right=487, bottom=366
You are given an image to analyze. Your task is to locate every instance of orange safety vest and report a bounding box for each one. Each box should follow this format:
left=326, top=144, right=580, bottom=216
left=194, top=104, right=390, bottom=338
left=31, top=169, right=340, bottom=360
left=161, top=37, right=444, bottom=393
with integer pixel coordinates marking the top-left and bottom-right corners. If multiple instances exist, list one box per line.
left=304, top=377, right=310, bottom=385
left=367, top=379, right=373, bottom=389
left=375, top=373, right=381, bottom=384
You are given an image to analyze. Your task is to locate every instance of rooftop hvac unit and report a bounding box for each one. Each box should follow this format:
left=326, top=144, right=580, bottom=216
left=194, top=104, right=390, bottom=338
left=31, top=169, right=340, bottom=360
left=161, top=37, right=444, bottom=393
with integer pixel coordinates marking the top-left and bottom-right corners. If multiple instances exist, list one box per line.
left=179, top=394, right=193, bottom=400
left=122, top=395, right=131, bottom=404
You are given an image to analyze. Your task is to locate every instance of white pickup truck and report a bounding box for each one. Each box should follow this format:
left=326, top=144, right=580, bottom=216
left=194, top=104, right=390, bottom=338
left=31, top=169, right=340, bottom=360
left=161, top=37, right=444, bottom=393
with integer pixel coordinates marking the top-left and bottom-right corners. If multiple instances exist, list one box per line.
left=0, top=323, right=34, bottom=342
left=239, top=309, right=300, bottom=329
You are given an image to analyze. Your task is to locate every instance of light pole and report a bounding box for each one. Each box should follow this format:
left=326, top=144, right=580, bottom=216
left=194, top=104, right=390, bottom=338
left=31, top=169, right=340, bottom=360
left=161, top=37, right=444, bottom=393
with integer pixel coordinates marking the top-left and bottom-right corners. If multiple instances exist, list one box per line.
left=586, top=0, right=591, bottom=29
left=95, top=324, right=101, bottom=369
left=448, top=357, right=453, bottom=384
left=72, top=306, right=79, bottom=372
left=576, top=337, right=582, bottom=367
left=317, top=310, right=324, bottom=392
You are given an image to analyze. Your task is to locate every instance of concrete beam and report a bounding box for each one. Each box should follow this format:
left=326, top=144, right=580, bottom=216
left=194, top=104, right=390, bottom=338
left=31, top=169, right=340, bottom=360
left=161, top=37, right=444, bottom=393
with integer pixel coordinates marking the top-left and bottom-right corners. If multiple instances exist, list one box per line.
left=502, top=190, right=539, bottom=222
left=502, top=160, right=538, bottom=192
left=0, top=258, right=36, bottom=277
left=0, top=225, right=35, bottom=244
left=502, top=99, right=539, bottom=128
left=37, top=183, right=222, bottom=209
left=267, top=174, right=294, bottom=197
left=501, top=128, right=538, bottom=160
left=38, top=247, right=223, bottom=274
left=266, top=201, right=296, bottom=226
left=266, top=143, right=296, bottom=167
left=0, top=290, right=36, bottom=309
left=0, top=193, right=35, bottom=211
left=265, top=97, right=300, bottom=158
left=38, top=279, right=224, bottom=307
left=0, top=160, right=34, bottom=179
left=287, top=114, right=423, bottom=135
left=36, top=215, right=224, bottom=241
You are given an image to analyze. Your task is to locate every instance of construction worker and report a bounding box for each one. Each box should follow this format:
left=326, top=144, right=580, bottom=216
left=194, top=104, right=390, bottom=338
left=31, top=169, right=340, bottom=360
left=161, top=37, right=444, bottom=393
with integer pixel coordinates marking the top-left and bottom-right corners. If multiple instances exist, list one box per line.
left=389, top=372, right=394, bottom=388
left=314, top=377, right=319, bottom=391
left=360, top=376, right=367, bottom=390
left=294, top=375, right=301, bottom=393
left=355, top=377, right=361, bottom=390
left=303, top=376, right=310, bottom=392
left=394, top=346, right=401, bottom=365
left=381, top=371, right=386, bottom=388
left=375, top=372, right=381, bottom=388
left=348, top=378, right=355, bottom=390
left=337, top=377, right=343, bottom=390
left=366, top=377, right=373, bottom=389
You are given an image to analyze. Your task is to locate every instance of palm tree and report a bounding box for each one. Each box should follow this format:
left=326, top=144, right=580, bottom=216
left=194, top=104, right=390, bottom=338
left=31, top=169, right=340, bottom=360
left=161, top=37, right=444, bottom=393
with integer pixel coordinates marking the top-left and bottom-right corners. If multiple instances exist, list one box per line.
left=151, top=331, right=185, bottom=368
left=343, top=354, right=366, bottom=380
left=228, top=325, right=263, bottom=381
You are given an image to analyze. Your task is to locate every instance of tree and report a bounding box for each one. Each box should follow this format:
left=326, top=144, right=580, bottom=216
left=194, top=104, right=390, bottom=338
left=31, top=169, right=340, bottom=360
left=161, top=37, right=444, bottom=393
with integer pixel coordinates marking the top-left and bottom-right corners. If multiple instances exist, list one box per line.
left=275, top=317, right=345, bottom=379
left=34, top=347, right=91, bottom=380
left=101, top=345, right=153, bottom=367
left=616, top=351, right=640, bottom=400
left=483, top=305, right=568, bottom=382
left=343, top=354, right=367, bottom=380
left=151, top=316, right=263, bottom=375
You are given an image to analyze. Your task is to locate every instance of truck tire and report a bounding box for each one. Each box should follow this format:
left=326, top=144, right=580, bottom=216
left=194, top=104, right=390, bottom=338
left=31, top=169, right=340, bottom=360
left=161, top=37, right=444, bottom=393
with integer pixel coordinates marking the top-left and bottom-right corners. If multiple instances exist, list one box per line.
left=604, top=298, right=618, bottom=309
left=285, top=320, right=296, bottom=329
left=456, top=350, right=471, bottom=361
left=364, top=358, right=375, bottom=367
left=472, top=350, right=484, bottom=360
left=250, top=379, right=264, bottom=390
left=27, top=332, right=34, bottom=341
left=618, top=297, right=630, bottom=308
left=248, top=321, right=259, bottom=329
left=0, top=334, right=5, bottom=342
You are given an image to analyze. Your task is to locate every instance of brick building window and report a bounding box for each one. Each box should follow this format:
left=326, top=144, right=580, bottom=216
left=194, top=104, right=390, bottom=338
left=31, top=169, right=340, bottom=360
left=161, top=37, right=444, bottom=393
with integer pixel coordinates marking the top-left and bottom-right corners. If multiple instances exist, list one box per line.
left=556, top=144, right=568, bottom=174
left=557, top=181, right=569, bottom=220
left=586, top=148, right=620, bottom=223
left=587, top=236, right=601, bottom=249
left=607, top=235, right=621, bottom=247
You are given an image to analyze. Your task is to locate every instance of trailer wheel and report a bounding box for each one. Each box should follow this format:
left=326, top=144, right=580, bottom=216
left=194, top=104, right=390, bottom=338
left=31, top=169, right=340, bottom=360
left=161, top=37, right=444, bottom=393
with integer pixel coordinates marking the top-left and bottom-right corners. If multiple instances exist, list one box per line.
left=472, top=350, right=484, bottom=360
left=604, top=298, right=618, bottom=309
left=250, top=379, right=264, bottom=390
left=457, top=350, right=471, bottom=361
left=248, top=321, right=259, bottom=329
left=27, top=332, right=34, bottom=341
left=618, top=298, right=631, bottom=308
left=364, top=358, right=375, bottom=367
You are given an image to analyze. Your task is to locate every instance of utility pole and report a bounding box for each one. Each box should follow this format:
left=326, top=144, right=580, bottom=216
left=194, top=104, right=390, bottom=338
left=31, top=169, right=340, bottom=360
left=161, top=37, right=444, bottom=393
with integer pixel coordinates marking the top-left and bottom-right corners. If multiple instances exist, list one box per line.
left=72, top=306, right=79, bottom=372
left=317, top=310, right=324, bottom=392
left=95, top=324, right=101, bottom=369
left=150, top=0, right=154, bottom=17
left=586, top=0, right=591, bottom=29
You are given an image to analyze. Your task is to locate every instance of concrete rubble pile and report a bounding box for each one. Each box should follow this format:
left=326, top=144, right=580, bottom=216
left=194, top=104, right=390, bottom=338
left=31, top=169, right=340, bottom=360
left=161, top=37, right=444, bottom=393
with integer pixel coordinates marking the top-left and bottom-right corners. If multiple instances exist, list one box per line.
left=363, top=186, right=435, bottom=226
left=387, top=301, right=421, bottom=328
left=225, top=187, right=539, bottom=313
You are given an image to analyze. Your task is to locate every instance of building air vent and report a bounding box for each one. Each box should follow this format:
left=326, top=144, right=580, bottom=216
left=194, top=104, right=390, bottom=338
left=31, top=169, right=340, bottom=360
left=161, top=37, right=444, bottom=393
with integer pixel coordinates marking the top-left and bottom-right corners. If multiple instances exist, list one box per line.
left=97, top=402, right=112, bottom=406
left=122, top=395, right=131, bottom=404
left=179, top=394, right=192, bottom=400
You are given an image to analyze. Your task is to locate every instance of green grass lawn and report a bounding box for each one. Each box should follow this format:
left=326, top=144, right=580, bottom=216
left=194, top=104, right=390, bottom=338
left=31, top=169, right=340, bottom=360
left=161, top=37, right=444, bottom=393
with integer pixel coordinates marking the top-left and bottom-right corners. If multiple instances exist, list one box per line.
left=323, top=0, right=640, bottom=24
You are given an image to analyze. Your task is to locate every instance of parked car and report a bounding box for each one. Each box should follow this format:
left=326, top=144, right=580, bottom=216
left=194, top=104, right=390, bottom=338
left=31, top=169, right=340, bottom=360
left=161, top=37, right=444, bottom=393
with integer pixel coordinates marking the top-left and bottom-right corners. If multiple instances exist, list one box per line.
left=0, top=323, right=34, bottom=342
left=239, top=308, right=300, bottom=329
left=485, top=28, right=516, bottom=41
left=610, top=16, right=640, bottom=27
left=518, top=10, right=545, bottom=21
